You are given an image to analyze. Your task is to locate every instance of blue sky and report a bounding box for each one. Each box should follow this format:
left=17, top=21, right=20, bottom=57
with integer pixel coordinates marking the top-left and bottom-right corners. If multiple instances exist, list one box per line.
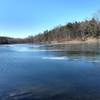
left=0, top=0, right=100, bottom=38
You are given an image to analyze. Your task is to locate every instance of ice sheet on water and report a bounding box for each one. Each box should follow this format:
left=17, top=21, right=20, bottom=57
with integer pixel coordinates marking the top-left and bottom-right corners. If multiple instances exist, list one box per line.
left=42, top=56, right=68, bottom=60
left=88, top=60, right=100, bottom=63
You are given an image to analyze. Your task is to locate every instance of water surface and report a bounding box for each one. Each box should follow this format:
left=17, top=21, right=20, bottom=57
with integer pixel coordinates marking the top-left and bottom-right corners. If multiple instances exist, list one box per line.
left=0, top=43, right=100, bottom=100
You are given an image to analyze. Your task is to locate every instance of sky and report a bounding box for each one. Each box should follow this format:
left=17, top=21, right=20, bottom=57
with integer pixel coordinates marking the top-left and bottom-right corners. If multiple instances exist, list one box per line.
left=0, top=0, right=100, bottom=38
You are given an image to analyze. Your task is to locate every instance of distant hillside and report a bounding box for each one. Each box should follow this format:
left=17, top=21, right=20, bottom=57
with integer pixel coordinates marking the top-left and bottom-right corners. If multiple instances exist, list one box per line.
left=0, top=37, right=15, bottom=44
left=0, top=37, right=27, bottom=44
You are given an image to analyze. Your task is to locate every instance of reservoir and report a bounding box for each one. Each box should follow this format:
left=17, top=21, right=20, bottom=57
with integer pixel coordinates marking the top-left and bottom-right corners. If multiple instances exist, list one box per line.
left=0, top=43, right=100, bottom=100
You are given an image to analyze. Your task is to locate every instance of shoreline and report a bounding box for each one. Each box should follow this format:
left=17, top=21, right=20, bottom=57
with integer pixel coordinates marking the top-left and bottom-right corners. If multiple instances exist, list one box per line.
left=0, top=38, right=100, bottom=45
left=46, top=38, right=100, bottom=46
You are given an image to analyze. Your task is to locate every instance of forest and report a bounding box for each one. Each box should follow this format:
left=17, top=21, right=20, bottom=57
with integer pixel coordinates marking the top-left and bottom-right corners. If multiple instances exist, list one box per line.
left=0, top=18, right=100, bottom=44
left=32, top=18, right=100, bottom=43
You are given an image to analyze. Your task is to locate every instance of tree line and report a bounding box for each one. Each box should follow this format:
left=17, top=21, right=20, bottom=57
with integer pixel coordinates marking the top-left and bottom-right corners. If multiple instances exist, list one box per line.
left=0, top=18, right=100, bottom=44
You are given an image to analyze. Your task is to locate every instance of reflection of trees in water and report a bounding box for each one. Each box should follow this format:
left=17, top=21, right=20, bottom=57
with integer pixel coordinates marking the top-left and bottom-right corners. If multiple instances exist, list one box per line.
left=49, top=42, right=100, bottom=54
left=48, top=43, right=100, bottom=62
